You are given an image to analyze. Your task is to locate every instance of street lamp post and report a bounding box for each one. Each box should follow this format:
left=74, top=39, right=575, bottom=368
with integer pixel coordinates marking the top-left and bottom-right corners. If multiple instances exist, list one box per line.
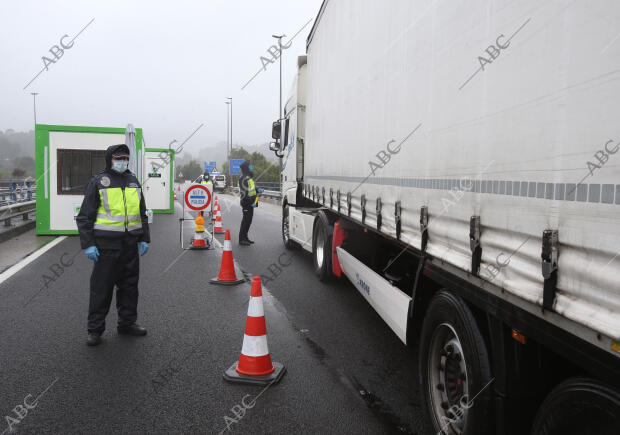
left=272, top=34, right=284, bottom=170
left=226, top=101, right=231, bottom=182
left=30, top=92, right=39, bottom=125
left=227, top=97, right=233, bottom=180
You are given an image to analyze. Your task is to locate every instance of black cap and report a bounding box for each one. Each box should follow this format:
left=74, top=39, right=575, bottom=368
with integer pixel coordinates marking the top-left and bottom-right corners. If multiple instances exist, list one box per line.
left=112, top=146, right=130, bottom=158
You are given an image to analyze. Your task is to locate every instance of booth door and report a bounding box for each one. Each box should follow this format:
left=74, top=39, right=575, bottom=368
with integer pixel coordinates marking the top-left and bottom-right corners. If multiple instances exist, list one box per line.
left=143, top=151, right=171, bottom=211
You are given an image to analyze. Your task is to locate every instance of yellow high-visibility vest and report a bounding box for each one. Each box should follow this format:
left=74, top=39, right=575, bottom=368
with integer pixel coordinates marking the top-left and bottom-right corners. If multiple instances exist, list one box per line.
left=247, top=178, right=256, bottom=196
left=94, top=187, right=142, bottom=232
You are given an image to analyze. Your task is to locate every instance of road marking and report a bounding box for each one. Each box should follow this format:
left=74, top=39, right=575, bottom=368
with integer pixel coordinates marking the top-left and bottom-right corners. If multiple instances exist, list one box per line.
left=161, top=249, right=189, bottom=275
left=600, top=30, right=620, bottom=55
left=0, top=236, right=67, bottom=286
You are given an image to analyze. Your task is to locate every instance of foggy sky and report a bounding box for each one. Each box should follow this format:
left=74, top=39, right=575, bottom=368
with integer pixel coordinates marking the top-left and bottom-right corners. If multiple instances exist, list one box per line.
left=0, top=0, right=322, bottom=155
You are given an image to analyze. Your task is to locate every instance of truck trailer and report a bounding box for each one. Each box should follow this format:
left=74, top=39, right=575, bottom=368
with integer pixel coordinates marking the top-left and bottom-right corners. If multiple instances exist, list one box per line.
left=269, top=1, right=620, bottom=434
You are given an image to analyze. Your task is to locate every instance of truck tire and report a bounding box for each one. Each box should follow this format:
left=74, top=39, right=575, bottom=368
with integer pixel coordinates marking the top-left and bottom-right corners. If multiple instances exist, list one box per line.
left=531, top=377, right=620, bottom=435
left=419, top=290, right=492, bottom=435
left=282, top=203, right=299, bottom=250
left=312, top=211, right=334, bottom=281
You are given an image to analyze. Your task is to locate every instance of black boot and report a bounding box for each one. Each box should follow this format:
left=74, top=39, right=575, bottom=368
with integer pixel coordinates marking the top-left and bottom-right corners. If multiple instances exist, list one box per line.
left=239, top=239, right=251, bottom=246
left=117, top=324, right=147, bottom=336
left=87, top=332, right=102, bottom=346
left=247, top=238, right=255, bottom=244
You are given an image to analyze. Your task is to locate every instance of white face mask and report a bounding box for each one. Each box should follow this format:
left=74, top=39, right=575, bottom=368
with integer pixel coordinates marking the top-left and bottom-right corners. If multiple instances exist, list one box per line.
left=112, top=160, right=129, bottom=173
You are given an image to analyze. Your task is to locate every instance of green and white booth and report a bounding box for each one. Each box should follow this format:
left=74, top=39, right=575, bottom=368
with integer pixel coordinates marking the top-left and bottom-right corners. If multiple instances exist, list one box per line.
left=35, top=124, right=174, bottom=236
left=143, top=147, right=174, bottom=214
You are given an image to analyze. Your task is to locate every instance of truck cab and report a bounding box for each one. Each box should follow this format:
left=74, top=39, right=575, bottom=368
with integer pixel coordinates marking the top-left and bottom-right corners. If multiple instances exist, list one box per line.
left=269, top=56, right=316, bottom=251
left=270, top=55, right=307, bottom=203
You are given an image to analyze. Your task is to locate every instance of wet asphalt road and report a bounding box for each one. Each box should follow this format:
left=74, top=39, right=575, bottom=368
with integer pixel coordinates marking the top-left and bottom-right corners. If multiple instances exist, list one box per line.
left=0, top=193, right=431, bottom=434
left=212, top=194, right=430, bottom=434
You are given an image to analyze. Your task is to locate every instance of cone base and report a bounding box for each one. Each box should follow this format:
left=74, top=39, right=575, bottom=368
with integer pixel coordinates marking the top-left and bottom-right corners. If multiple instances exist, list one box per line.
left=209, top=276, right=245, bottom=285
left=223, top=361, right=286, bottom=386
left=189, top=239, right=210, bottom=250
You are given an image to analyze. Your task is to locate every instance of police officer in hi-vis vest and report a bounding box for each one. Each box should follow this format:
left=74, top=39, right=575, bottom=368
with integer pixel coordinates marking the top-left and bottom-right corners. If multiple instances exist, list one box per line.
left=238, top=160, right=257, bottom=246
left=76, top=144, right=150, bottom=346
left=201, top=171, right=213, bottom=186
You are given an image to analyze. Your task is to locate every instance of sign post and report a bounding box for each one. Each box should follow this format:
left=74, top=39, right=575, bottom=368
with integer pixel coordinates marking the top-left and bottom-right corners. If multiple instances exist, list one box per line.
left=230, top=159, right=244, bottom=176
left=184, top=184, right=212, bottom=211
left=207, top=161, right=217, bottom=174
left=180, top=184, right=213, bottom=249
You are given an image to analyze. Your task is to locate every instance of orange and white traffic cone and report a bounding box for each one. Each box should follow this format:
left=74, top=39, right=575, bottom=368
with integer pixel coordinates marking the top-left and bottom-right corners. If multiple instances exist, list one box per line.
left=214, top=199, right=222, bottom=219
left=210, top=230, right=244, bottom=285
left=190, top=215, right=208, bottom=249
left=213, top=211, right=224, bottom=234
left=223, top=276, right=286, bottom=385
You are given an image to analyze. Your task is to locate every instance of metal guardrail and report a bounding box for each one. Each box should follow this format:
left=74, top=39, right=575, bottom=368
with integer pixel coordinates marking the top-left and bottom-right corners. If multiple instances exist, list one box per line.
left=256, top=182, right=281, bottom=198
left=261, top=190, right=281, bottom=198
left=256, top=182, right=280, bottom=191
left=0, top=179, right=36, bottom=206
left=0, top=200, right=36, bottom=227
left=231, top=185, right=282, bottom=199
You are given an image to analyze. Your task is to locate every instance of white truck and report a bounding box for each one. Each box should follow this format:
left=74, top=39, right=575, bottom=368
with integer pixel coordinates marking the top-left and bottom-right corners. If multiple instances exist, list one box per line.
left=269, top=1, right=620, bottom=434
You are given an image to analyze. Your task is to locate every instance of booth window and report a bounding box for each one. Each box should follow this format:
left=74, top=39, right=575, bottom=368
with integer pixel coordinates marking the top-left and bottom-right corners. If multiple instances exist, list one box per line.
left=57, top=149, right=106, bottom=195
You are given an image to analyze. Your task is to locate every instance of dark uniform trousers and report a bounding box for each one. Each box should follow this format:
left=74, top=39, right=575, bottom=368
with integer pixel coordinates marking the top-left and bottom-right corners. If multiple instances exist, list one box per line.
left=239, top=205, right=254, bottom=241
left=88, top=236, right=140, bottom=333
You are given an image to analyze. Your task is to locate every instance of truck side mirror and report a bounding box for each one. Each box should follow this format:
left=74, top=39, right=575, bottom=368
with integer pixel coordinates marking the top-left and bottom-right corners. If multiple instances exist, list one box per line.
left=272, top=121, right=281, bottom=140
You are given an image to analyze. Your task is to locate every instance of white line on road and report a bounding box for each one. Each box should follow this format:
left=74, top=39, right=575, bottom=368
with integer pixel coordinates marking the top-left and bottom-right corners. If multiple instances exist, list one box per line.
left=600, top=30, right=620, bottom=55
left=0, top=236, right=67, bottom=286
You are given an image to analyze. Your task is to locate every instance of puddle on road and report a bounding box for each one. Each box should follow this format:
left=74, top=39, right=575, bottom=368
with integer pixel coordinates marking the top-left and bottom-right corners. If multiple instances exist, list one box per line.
left=302, top=334, right=328, bottom=362
left=349, top=376, right=417, bottom=434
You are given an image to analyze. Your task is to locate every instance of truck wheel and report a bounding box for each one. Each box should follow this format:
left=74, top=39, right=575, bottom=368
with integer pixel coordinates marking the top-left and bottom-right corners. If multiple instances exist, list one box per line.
left=419, top=290, right=492, bottom=435
left=531, top=377, right=620, bottom=435
left=282, top=204, right=299, bottom=250
left=312, top=211, right=334, bottom=281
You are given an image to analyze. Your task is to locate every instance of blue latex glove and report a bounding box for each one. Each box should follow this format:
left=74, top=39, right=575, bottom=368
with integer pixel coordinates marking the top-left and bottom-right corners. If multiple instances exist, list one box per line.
left=85, top=246, right=99, bottom=262
left=257, top=188, right=264, bottom=193
left=252, top=203, right=257, bottom=207
left=139, top=241, right=149, bottom=256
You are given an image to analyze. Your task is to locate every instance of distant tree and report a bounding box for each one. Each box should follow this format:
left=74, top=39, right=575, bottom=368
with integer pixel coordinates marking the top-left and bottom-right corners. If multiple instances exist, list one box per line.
left=13, top=156, right=35, bottom=173
left=176, top=159, right=202, bottom=182
left=12, top=168, right=26, bottom=177
left=0, top=130, right=34, bottom=161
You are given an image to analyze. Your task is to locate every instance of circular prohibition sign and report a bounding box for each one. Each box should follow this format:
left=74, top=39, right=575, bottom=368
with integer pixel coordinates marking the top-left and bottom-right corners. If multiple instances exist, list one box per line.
left=184, top=184, right=212, bottom=211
